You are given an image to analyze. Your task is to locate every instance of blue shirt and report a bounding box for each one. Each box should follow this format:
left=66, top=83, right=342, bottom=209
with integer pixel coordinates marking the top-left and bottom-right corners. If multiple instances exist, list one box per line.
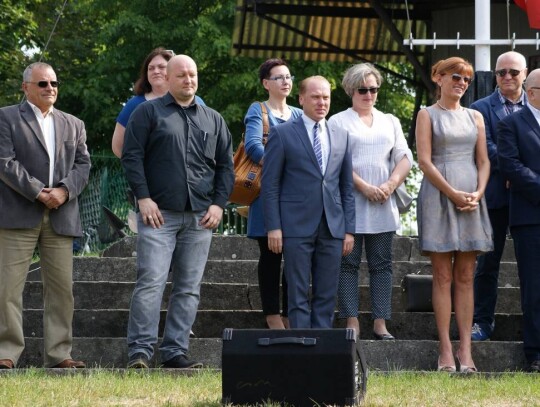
left=243, top=101, right=302, bottom=237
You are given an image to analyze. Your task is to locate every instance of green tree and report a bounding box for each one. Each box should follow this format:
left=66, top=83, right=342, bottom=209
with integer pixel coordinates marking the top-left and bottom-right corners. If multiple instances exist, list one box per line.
left=0, top=0, right=39, bottom=106
left=0, top=0, right=418, bottom=155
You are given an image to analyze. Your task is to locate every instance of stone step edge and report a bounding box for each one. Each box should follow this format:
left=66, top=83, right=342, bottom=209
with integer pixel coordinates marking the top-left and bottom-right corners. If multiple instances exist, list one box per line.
left=16, top=337, right=529, bottom=372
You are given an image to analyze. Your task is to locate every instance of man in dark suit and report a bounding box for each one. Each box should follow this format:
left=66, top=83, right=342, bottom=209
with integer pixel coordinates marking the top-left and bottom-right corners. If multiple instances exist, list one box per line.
left=498, top=68, right=540, bottom=372
left=0, top=62, right=91, bottom=369
left=470, top=51, right=528, bottom=341
left=262, top=75, right=355, bottom=329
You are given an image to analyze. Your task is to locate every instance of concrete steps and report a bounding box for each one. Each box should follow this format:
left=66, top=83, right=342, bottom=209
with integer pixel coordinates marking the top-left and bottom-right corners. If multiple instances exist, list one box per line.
left=20, top=235, right=527, bottom=371
left=20, top=310, right=523, bottom=341
left=22, top=281, right=523, bottom=314
left=16, top=338, right=526, bottom=372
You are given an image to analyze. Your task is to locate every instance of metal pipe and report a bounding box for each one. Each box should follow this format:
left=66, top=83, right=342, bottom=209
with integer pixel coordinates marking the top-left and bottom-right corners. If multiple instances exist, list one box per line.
left=475, top=0, right=491, bottom=71
left=404, top=34, right=540, bottom=49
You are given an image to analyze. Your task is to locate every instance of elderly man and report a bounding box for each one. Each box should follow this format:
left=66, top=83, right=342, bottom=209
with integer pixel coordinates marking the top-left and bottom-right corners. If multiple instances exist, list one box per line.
left=470, top=51, right=528, bottom=341
left=497, top=68, right=540, bottom=372
left=122, top=55, right=234, bottom=369
left=0, top=62, right=91, bottom=369
left=262, top=75, right=355, bottom=329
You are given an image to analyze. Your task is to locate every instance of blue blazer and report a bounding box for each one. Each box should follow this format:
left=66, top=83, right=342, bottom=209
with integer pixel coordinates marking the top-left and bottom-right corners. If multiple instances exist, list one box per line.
left=262, top=116, right=355, bottom=239
left=498, top=106, right=540, bottom=227
left=470, top=91, right=511, bottom=209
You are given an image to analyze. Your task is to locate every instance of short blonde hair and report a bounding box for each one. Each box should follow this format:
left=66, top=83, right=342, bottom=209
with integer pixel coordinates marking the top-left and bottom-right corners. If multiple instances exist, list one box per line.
left=341, top=63, right=383, bottom=98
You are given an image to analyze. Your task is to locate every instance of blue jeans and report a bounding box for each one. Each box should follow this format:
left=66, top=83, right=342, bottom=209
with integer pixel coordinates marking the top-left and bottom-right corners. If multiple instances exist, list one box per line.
left=127, top=210, right=212, bottom=362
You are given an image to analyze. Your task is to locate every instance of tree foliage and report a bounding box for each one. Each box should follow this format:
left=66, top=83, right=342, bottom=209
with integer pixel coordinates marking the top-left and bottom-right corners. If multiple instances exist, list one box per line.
left=0, top=0, right=39, bottom=105
left=0, top=0, right=417, bottom=154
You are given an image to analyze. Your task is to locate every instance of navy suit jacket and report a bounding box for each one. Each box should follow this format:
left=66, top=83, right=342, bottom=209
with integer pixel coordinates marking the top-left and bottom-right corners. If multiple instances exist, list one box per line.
left=498, top=106, right=540, bottom=227
left=262, top=116, right=355, bottom=239
left=470, top=91, right=512, bottom=209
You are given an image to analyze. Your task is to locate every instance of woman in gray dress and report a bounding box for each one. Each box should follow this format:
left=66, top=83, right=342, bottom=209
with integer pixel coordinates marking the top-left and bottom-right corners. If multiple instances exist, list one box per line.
left=416, top=57, right=493, bottom=373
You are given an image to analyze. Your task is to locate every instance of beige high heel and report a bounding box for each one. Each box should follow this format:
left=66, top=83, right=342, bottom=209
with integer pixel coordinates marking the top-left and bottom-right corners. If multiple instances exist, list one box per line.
left=437, top=356, right=456, bottom=373
left=456, top=352, right=478, bottom=374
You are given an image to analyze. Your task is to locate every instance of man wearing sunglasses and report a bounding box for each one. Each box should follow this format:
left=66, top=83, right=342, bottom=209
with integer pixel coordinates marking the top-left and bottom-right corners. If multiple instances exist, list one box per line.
left=0, top=62, right=91, bottom=369
left=497, top=68, right=540, bottom=372
left=469, top=51, right=527, bottom=342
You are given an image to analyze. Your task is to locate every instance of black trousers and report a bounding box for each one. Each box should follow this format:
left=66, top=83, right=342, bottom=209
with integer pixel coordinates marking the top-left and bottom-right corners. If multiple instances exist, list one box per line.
left=256, top=237, right=288, bottom=317
left=511, top=224, right=540, bottom=364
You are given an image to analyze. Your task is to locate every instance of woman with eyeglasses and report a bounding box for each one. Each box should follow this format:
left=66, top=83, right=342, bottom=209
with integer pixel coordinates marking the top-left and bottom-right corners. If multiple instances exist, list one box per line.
left=111, top=47, right=205, bottom=158
left=416, top=57, right=493, bottom=373
left=244, top=58, right=302, bottom=329
left=328, top=63, right=412, bottom=339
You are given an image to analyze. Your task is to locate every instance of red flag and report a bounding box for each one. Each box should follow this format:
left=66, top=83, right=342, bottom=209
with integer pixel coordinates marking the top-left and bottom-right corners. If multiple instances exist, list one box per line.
left=514, top=0, right=540, bottom=29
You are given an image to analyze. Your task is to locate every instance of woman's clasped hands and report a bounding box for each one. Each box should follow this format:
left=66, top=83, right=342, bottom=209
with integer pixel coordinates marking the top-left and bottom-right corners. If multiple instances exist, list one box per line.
left=453, top=190, right=480, bottom=211
left=364, top=183, right=391, bottom=203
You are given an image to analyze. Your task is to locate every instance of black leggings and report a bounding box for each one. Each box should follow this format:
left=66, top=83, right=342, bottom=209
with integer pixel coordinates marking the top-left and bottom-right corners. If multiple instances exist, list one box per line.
left=256, top=237, right=288, bottom=316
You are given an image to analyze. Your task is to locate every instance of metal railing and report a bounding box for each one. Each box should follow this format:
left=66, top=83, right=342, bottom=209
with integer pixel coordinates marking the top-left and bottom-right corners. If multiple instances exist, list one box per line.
left=216, top=202, right=418, bottom=237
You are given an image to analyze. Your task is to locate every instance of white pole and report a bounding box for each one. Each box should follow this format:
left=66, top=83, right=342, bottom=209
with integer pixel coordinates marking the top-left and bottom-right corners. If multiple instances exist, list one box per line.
left=475, top=0, right=491, bottom=71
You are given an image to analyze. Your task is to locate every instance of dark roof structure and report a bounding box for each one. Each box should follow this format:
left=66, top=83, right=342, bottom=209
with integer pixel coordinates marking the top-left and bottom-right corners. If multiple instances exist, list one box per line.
left=232, top=0, right=511, bottom=91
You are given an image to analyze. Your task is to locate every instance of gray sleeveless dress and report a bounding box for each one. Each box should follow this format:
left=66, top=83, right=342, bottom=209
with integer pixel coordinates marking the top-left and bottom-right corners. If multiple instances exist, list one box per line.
left=417, top=106, right=493, bottom=255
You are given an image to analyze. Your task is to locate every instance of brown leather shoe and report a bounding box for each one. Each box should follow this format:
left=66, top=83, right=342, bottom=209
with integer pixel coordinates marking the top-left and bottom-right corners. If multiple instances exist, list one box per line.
left=51, top=359, right=86, bottom=368
left=0, top=359, right=14, bottom=369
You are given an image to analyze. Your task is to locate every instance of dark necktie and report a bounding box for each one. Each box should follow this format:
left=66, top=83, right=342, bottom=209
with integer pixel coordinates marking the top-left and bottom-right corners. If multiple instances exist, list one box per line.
left=313, top=123, right=323, bottom=171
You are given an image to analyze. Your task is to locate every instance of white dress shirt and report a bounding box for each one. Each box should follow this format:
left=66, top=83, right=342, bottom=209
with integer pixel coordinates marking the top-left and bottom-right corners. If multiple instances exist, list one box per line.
left=527, top=103, right=540, bottom=128
left=28, top=102, right=55, bottom=187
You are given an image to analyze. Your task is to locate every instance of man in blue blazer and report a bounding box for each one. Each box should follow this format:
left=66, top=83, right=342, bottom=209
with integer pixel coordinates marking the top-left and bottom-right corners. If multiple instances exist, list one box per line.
left=498, top=68, right=540, bottom=372
left=470, top=51, right=528, bottom=341
left=262, top=75, right=355, bottom=329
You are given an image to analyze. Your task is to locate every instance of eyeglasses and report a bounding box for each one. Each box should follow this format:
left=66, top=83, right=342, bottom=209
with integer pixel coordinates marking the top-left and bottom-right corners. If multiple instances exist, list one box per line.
left=268, top=75, right=294, bottom=82
left=495, top=69, right=522, bottom=78
left=449, top=73, right=472, bottom=85
left=27, top=81, right=60, bottom=88
left=357, top=87, right=379, bottom=95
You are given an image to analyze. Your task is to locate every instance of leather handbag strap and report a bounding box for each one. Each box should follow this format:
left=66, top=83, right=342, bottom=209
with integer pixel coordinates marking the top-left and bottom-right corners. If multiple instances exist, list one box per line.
left=259, top=102, right=270, bottom=143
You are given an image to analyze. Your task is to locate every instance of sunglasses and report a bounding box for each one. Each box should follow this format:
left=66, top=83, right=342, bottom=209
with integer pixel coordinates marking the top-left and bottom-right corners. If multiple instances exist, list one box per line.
left=357, top=87, right=379, bottom=95
left=495, top=69, right=522, bottom=78
left=449, top=73, right=472, bottom=85
left=27, top=81, right=60, bottom=88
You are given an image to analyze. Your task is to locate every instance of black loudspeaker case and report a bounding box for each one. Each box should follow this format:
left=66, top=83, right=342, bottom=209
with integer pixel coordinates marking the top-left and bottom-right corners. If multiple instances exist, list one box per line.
left=222, top=328, right=368, bottom=406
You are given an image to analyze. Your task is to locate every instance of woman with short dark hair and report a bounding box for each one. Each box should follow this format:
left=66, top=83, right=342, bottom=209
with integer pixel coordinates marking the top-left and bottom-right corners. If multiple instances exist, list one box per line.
left=244, top=58, right=302, bottom=329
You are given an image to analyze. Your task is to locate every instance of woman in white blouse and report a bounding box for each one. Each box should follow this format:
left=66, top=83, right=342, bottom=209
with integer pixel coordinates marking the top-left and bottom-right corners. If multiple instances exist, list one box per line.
left=328, top=63, right=413, bottom=339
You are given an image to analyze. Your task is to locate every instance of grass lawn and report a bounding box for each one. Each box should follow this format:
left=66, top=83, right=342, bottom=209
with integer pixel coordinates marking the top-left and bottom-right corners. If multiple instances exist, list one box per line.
left=0, top=369, right=539, bottom=406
